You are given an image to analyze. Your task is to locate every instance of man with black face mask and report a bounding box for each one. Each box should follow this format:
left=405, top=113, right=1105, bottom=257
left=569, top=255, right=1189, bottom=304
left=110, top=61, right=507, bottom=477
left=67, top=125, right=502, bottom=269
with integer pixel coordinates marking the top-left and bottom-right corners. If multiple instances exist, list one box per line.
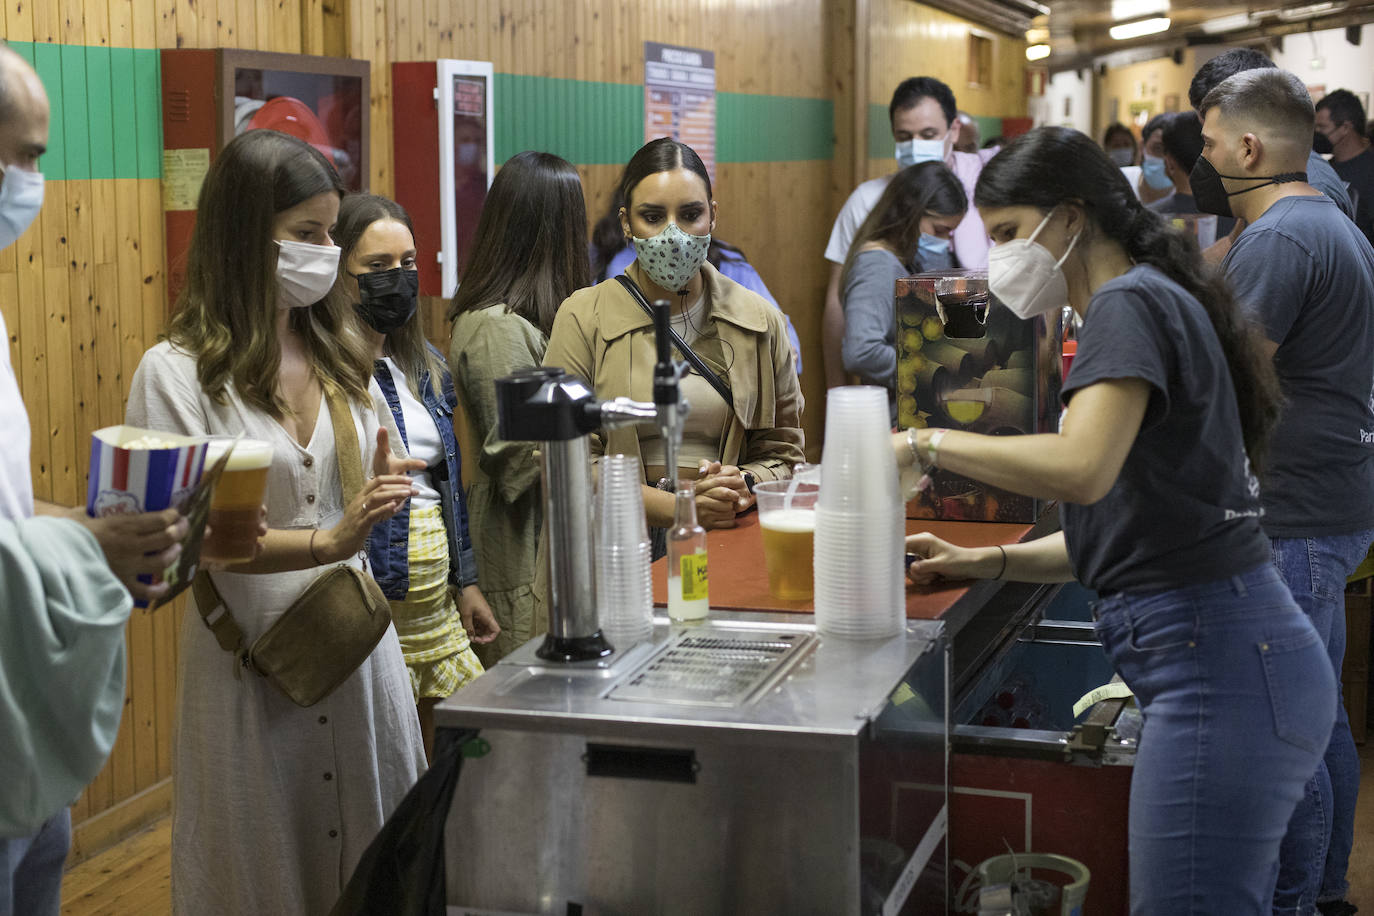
left=1200, top=67, right=1374, bottom=916
left=1315, top=89, right=1374, bottom=245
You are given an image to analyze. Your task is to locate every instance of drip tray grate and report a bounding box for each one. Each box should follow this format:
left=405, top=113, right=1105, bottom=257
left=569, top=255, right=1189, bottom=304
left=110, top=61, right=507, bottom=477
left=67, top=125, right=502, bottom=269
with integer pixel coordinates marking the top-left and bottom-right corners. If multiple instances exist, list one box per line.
left=607, top=629, right=816, bottom=708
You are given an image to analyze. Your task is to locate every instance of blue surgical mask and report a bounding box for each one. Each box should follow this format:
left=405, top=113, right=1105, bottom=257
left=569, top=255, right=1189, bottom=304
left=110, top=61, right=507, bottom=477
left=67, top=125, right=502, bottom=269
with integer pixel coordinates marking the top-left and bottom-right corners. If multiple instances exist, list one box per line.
left=896, top=138, right=946, bottom=169
left=1141, top=154, right=1173, bottom=191
left=0, top=163, right=44, bottom=251
left=917, top=233, right=953, bottom=270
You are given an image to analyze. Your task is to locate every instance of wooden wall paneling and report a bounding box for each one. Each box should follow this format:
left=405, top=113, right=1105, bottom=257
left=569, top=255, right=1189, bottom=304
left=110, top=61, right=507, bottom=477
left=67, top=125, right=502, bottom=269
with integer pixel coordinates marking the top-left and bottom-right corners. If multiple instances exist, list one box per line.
left=154, top=597, right=182, bottom=781
left=106, top=0, right=131, bottom=47
left=301, top=0, right=325, bottom=55
left=157, top=0, right=177, bottom=49
left=196, top=0, right=218, bottom=50
left=233, top=0, right=255, bottom=49
left=174, top=0, right=196, bottom=50
left=253, top=0, right=272, bottom=53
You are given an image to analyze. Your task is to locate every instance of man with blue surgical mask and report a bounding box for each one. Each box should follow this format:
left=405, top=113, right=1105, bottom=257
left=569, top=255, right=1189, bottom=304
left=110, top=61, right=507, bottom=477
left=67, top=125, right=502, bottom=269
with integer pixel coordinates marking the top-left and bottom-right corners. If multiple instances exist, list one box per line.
left=0, top=45, right=191, bottom=916
left=820, top=76, right=992, bottom=388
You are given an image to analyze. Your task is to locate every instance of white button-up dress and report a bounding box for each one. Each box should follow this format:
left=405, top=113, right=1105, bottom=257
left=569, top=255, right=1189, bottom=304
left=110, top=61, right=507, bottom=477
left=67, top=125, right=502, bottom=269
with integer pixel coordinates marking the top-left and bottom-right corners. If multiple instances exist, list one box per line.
left=126, top=341, right=426, bottom=916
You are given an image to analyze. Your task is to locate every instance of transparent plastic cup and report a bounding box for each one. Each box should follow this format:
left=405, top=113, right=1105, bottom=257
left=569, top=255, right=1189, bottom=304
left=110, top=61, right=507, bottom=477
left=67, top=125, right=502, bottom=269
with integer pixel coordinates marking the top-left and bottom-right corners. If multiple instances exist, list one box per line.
left=202, top=438, right=273, bottom=564
left=755, top=480, right=819, bottom=601
left=596, top=455, right=653, bottom=646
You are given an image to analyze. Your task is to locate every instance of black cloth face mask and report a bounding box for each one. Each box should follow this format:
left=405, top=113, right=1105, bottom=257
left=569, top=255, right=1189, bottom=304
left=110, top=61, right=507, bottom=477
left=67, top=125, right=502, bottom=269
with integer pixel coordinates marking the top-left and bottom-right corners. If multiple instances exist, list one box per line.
left=354, top=267, right=420, bottom=334
left=1188, top=155, right=1307, bottom=219
left=1313, top=131, right=1335, bottom=155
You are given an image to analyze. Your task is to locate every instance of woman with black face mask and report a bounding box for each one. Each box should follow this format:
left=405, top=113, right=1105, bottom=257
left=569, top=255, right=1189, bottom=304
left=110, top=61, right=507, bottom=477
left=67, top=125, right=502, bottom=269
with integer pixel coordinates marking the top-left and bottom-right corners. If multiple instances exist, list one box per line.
left=332, top=193, right=498, bottom=761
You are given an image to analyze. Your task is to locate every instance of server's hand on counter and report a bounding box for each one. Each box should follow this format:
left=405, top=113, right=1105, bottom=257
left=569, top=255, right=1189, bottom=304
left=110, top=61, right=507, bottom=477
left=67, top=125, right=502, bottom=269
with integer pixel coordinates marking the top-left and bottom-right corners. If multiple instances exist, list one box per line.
left=904, top=532, right=999, bottom=584
left=905, top=531, right=1075, bottom=585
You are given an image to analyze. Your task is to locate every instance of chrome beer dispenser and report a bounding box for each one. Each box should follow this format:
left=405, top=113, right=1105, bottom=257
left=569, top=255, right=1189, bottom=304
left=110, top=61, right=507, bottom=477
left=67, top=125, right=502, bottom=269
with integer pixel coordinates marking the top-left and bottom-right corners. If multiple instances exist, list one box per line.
left=494, top=299, right=687, bottom=662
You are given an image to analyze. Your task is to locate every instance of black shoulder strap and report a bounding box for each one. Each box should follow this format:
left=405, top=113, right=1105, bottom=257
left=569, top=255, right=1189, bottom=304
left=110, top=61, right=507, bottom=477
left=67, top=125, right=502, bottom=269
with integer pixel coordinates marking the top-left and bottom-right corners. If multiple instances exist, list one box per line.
left=614, top=274, right=733, bottom=410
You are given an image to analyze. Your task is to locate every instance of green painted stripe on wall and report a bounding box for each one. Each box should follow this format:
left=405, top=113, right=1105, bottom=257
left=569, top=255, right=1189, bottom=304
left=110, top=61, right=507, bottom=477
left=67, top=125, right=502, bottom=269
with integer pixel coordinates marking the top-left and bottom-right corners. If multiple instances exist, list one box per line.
left=717, top=93, right=833, bottom=162
left=868, top=102, right=891, bottom=161
left=493, top=74, right=834, bottom=166
left=12, top=41, right=831, bottom=178
left=494, top=73, right=644, bottom=167
left=9, top=41, right=162, bottom=181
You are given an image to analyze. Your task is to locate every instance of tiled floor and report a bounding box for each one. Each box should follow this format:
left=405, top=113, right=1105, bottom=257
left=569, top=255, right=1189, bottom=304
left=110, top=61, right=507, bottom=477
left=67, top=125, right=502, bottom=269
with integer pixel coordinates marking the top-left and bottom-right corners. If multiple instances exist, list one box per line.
left=61, top=741, right=1374, bottom=914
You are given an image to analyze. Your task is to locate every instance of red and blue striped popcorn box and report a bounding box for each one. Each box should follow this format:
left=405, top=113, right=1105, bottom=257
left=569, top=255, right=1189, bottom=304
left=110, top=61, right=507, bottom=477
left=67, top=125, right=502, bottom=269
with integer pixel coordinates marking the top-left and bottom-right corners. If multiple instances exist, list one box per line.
left=87, top=426, right=210, bottom=606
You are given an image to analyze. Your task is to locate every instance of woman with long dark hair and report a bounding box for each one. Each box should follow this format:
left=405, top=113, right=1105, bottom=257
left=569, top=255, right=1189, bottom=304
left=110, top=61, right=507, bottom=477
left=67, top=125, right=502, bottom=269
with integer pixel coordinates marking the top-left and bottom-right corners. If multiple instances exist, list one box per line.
left=839, top=160, right=966, bottom=405
left=544, top=137, right=804, bottom=538
left=126, top=130, right=427, bottom=914
left=331, top=193, right=498, bottom=759
left=448, top=151, right=590, bottom=662
left=896, top=127, right=1335, bottom=912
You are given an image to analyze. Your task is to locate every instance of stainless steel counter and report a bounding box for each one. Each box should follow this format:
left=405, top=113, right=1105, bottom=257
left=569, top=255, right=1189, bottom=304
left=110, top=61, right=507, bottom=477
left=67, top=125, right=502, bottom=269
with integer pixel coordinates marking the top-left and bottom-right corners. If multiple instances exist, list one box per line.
left=435, top=612, right=950, bottom=915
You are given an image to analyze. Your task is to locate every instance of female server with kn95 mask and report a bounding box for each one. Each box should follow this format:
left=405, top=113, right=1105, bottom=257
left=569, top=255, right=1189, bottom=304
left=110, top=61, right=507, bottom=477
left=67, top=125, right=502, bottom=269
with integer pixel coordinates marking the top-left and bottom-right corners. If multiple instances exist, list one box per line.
left=895, top=127, right=1335, bottom=914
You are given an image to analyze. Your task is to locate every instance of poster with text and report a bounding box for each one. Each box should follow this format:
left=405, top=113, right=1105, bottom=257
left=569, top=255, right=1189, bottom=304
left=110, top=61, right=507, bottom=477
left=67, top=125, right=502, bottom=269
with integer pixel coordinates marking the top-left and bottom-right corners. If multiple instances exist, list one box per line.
left=644, top=42, right=716, bottom=180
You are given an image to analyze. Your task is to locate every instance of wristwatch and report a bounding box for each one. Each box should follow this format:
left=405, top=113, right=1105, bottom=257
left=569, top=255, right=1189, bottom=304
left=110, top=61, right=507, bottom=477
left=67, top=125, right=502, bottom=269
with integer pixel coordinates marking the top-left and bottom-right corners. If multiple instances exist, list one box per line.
left=743, top=471, right=758, bottom=494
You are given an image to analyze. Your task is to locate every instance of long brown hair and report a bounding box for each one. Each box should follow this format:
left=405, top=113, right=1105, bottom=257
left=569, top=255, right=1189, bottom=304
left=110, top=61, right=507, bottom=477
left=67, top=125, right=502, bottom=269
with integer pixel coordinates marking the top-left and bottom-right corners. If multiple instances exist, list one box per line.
left=447, top=151, right=589, bottom=337
left=840, top=161, right=967, bottom=291
left=331, top=193, right=443, bottom=399
left=165, top=129, right=374, bottom=415
left=976, top=126, right=1283, bottom=468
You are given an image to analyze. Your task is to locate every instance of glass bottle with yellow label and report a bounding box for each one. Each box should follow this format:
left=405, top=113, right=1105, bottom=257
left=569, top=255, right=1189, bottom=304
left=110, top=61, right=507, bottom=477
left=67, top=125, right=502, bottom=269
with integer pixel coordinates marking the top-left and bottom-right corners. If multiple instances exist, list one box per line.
left=667, top=484, right=710, bottom=621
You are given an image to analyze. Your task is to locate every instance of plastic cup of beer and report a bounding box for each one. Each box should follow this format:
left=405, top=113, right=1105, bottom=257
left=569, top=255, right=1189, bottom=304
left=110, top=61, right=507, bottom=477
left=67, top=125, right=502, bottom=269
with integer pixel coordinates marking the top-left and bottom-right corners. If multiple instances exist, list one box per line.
left=202, top=438, right=273, bottom=564
left=755, top=480, right=820, bottom=601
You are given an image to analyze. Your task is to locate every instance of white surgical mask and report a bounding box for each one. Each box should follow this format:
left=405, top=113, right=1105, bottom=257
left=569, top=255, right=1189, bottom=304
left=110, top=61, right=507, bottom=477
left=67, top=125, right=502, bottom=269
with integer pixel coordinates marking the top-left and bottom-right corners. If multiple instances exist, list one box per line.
left=896, top=138, right=946, bottom=169
left=0, top=163, right=44, bottom=251
left=631, top=222, right=711, bottom=293
left=917, top=233, right=953, bottom=270
left=987, top=210, right=1081, bottom=320
left=275, top=239, right=341, bottom=309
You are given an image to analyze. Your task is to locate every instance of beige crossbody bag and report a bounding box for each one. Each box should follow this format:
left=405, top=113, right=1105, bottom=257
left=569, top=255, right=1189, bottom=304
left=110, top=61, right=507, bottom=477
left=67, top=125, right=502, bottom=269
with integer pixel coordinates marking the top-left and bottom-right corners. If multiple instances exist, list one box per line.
left=191, top=389, right=393, bottom=708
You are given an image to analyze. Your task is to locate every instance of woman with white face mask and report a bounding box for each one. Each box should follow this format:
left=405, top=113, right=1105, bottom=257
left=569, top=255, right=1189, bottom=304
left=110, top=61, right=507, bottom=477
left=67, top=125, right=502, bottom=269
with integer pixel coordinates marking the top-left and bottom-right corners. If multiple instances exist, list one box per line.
left=543, top=138, right=804, bottom=551
left=893, top=127, right=1337, bottom=914
left=125, top=130, right=427, bottom=915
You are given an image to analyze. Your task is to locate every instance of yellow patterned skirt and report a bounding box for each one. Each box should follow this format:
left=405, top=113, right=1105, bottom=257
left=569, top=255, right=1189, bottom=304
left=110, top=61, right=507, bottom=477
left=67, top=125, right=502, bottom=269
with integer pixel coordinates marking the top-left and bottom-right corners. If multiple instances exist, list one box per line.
left=390, top=505, right=485, bottom=701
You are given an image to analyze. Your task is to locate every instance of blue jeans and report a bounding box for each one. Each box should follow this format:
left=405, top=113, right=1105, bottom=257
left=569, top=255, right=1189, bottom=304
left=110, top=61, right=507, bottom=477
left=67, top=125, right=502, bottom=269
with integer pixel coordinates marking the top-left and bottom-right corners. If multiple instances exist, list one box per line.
left=1271, top=529, right=1374, bottom=914
left=1094, top=565, right=1336, bottom=916
left=0, top=808, right=70, bottom=916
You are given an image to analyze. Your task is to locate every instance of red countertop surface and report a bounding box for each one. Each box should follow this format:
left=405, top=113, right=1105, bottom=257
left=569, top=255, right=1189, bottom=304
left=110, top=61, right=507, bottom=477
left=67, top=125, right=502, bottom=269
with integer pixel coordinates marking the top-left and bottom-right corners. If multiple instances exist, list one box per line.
left=650, top=511, right=1036, bottom=620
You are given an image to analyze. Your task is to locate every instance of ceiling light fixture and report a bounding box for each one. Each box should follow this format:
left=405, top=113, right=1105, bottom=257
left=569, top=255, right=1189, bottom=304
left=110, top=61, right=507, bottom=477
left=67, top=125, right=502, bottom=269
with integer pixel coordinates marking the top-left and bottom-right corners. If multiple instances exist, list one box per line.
left=1109, top=16, right=1171, bottom=39
left=1277, top=1, right=1344, bottom=20
left=1199, top=12, right=1255, bottom=33
left=1026, top=43, right=1052, bottom=60
left=1110, top=0, right=1169, bottom=21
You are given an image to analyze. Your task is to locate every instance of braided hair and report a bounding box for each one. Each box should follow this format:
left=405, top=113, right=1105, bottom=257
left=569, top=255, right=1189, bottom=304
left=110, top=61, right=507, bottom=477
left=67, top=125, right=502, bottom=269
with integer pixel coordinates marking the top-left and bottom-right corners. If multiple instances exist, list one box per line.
left=975, top=126, right=1282, bottom=469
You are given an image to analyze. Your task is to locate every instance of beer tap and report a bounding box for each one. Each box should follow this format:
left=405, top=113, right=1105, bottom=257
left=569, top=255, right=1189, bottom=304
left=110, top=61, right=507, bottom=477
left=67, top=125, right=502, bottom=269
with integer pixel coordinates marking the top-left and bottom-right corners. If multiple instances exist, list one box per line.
left=651, top=298, right=690, bottom=489
left=493, top=301, right=688, bottom=663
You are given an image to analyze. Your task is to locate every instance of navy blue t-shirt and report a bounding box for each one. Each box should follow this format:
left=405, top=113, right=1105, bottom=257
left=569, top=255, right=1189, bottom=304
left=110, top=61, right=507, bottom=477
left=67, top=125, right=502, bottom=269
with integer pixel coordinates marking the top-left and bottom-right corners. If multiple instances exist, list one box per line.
left=1222, top=194, right=1374, bottom=538
left=1060, top=265, right=1271, bottom=594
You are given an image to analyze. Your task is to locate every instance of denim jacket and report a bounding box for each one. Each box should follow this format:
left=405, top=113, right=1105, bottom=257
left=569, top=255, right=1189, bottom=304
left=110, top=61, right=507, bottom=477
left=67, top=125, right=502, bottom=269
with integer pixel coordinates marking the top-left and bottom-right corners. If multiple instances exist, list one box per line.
left=367, top=345, right=479, bottom=599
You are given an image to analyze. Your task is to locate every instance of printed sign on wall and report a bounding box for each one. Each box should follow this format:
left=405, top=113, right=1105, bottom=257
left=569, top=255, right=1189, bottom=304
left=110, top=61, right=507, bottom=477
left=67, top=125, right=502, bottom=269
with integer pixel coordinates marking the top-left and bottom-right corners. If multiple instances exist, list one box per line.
left=644, top=42, right=716, bottom=180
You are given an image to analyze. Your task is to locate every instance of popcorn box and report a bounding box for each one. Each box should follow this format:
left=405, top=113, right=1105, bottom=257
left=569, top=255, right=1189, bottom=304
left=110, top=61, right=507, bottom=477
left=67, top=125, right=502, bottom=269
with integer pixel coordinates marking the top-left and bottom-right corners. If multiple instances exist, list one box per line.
left=86, top=426, right=209, bottom=519
left=87, top=426, right=210, bottom=607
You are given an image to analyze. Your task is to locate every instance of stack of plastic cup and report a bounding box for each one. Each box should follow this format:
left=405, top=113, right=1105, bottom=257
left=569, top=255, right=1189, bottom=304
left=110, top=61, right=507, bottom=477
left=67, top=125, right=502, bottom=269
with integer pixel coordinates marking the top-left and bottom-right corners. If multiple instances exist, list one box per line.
left=813, top=386, right=905, bottom=639
left=595, top=455, right=655, bottom=647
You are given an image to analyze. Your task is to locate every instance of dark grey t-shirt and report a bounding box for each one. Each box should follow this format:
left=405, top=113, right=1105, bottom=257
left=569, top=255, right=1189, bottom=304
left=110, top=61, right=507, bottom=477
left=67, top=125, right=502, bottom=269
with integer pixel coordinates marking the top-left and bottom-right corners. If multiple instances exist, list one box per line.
left=1331, top=147, right=1374, bottom=245
left=1222, top=194, right=1374, bottom=538
left=1061, top=265, right=1270, bottom=594
left=1309, top=150, right=1355, bottom=219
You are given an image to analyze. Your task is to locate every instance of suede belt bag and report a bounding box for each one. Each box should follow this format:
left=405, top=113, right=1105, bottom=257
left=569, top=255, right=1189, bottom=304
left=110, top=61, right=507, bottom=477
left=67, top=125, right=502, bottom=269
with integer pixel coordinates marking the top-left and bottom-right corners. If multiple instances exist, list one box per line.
left=191, top=389, right=393, bottom=708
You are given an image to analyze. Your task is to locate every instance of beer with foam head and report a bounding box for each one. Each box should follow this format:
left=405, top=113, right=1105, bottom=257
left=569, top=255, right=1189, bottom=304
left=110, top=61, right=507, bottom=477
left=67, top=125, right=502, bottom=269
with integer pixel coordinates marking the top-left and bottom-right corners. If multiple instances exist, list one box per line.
left=754, top=480, right=820, bottom=602
left=202, top=438, right=273, bottom=563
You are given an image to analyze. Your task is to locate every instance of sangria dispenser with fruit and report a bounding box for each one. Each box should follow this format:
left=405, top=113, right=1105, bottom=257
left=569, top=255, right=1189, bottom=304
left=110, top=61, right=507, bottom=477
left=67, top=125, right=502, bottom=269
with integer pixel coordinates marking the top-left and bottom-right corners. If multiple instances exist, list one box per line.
left=895, top=269, right=1062, bottom=522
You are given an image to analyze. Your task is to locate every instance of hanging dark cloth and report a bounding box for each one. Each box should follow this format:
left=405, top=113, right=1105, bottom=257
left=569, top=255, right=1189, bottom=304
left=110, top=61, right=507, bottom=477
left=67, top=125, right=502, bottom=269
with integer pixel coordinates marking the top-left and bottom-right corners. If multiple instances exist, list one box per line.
left=329, top=728, right=474, bottom=916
